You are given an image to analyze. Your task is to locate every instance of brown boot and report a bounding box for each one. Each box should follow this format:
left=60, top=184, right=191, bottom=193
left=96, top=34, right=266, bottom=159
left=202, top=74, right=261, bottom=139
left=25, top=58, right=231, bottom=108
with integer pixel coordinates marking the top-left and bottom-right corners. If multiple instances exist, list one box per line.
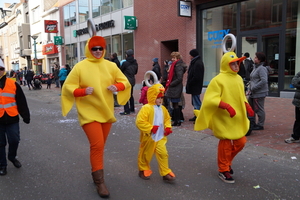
left=91, top=169, right=110, bottom=198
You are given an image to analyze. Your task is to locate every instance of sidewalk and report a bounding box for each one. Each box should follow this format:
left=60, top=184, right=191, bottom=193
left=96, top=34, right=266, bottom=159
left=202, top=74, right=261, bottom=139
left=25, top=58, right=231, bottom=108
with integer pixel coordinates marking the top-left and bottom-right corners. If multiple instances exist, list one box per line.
left=23, top=83, right=300, bottom=156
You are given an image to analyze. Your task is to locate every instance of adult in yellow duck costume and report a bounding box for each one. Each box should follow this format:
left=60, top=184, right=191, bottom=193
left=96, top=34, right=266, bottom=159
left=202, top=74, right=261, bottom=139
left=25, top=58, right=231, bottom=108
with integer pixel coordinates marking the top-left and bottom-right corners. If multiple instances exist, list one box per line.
left=194, top=51, right=254, bottom=184
left=61, top=36, right=131, bottom=198
left=136, top=82, right=175, bottom=182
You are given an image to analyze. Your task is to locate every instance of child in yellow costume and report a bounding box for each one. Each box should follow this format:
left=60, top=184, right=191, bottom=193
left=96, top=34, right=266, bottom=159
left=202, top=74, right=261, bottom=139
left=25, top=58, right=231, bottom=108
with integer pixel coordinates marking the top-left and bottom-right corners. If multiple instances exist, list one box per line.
left=194, top=52, right=254, bottom=184
left=136, top=83, right=175, bottom=182
left=61, top=36, right=131, bottom=198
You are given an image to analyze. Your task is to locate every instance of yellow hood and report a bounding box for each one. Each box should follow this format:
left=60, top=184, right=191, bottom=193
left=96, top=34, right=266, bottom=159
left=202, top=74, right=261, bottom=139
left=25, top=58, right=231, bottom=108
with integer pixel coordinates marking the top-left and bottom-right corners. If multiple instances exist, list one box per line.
left=147, top=83, right=165, bottom=105
left=220, top=52, right=246, bottom=74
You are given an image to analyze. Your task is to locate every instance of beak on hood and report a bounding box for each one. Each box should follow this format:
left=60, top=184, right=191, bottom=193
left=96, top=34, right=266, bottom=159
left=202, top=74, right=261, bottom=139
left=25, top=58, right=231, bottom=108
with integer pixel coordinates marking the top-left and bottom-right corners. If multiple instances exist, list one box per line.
left=221, top=52, right=246, bottom=74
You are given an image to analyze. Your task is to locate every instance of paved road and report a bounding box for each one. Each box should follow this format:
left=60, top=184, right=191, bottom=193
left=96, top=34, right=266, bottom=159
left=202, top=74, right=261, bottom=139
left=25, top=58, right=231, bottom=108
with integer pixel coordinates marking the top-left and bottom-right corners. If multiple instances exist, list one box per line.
left=0, top=85, right=299, bottom=200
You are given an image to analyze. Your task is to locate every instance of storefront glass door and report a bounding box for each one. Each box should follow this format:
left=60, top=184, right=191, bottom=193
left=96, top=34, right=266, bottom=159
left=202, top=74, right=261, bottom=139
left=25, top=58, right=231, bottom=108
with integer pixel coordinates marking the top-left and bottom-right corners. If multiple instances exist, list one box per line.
left=241, top=33, right=281, bottom=96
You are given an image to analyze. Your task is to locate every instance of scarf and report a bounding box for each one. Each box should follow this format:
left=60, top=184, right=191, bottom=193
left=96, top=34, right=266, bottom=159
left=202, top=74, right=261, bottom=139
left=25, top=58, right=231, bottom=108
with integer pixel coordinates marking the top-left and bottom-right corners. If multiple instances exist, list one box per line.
left=165, top=60, right=178, bottom=90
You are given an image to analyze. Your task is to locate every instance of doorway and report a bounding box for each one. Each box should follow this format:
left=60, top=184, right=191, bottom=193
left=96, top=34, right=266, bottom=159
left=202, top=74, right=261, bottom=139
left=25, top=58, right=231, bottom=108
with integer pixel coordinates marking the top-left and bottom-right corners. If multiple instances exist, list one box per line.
left=240, top=31, right=282, bottom=96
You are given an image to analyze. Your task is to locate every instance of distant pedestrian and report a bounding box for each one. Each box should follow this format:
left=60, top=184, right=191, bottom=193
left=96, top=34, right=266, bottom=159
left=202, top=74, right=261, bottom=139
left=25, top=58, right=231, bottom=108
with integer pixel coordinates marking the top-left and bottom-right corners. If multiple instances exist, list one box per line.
left=58, top=65, right=68, bottom=88
left=248, top=52, right=269, bottom=130
left=47, top=74, right=53, bottom=89
left=24, top=68, right=34, bottom=90
left=139, top=80, right=149, bottom=105
left=53, top=64, right=60, bottom=88
left=110, top=52, right=120, bottom=68
left=186, top=49, right=204, bottom=122
left=0, top=60, right=30, bottom=176
left=164, top=52, right=187, bottom=126
left=136, top=82, right=175, bottom=182
left=119, top=49, right=138, bottom=115
left=285, top=71, right=300, bottom=144
left=150, top=58, right=161, bottom=82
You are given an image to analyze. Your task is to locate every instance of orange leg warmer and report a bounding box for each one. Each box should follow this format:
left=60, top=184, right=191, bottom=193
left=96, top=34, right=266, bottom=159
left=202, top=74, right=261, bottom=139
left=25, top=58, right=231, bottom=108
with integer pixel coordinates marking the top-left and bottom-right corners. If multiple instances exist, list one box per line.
left=217, top=136, right=247, bottom=172
left=82, top=122, right=112, bottom=172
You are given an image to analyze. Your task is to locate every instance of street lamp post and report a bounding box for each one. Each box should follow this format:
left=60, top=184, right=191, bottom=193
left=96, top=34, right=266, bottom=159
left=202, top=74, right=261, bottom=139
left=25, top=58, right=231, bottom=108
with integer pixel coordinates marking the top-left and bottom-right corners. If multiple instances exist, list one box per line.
left=31, top=35, right=38, bottom=74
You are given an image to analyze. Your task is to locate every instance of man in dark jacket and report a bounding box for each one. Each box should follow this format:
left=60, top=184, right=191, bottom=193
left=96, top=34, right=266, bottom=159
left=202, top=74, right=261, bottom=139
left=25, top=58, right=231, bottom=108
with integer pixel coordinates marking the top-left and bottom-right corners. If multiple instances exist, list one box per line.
left=186, top=49, right=205, bottom=121
left=0, top=60, right=30, bottom=176
left=119, top=49, right=138, bottom=115
left=110, top=53, right=120, bottom=68
left=24, top=67, right=34, bottom=90
left=151, top=57, right=161, bottom=82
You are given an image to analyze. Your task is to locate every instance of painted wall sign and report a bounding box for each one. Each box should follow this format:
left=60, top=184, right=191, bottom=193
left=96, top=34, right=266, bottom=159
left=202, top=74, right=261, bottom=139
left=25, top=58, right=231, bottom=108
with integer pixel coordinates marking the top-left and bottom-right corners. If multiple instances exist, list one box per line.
left=45, top=20, right=58, bottom=33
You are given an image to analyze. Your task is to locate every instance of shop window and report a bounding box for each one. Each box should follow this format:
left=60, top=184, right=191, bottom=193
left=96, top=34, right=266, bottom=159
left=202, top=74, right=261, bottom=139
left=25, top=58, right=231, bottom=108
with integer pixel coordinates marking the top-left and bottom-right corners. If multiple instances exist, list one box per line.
left=245, top=1, right=255, bottom=27
left=292, top=0, right=298, bottom=20
left=92, top=0, right=101, bottom=18
left=78, top=0, right=89, bottom=23
left=64, top=2, right=77, bottom=27
left=32, top=6, right=40, bottom=23
left=272, top=0, right=283, bottom=23
left=112, top=0, right=122, bottom=11
left=101, top=0, right=111, bottom=15
left=104, top=36, right=111, bottom=59
left=112, top=34, right=122, bottom=60
left=65, top=43, right=77, bottom=68
left=123, top=33, right=133, bottom=59
left=123, top=0, right=133, bottom=8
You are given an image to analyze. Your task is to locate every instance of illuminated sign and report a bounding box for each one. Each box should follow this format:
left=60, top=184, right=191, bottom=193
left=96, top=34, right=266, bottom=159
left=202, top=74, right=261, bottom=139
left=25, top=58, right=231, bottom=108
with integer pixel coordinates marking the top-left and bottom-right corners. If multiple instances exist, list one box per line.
left=42, top=43, right=58, bottom=55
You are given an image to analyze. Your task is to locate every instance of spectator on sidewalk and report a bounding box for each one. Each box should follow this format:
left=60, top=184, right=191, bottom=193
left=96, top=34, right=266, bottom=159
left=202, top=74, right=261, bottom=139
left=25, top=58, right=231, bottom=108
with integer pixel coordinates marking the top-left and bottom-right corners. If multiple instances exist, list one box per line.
left=164, top=52, right=187, bottom=126
left=119, top=49, right=138, bottom=115
left=186, top=49, right=205, bottom=122
left=0, top=59, right=30, bottom=176
left=150, top=58, right=161, bottom=83
left=24, top=68, right=34, bottom=90
left=194, top=52, right=254, bottom=184
left=53, top=64, right=60, bottom=88
left=248, top=52, right=269, bottom=130
left=58, top=65, right=68, bottom=88
left=285, top=71, right=300, bottom=144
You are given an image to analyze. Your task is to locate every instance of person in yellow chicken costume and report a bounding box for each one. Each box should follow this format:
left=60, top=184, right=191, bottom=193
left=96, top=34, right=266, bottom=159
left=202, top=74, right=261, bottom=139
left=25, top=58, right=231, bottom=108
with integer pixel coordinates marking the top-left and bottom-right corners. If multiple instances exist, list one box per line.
left=61, top=36, right=131, bottom=198
left=136, top=81, right=175, bottom=182
left=194, top=51, right=254, bottom=184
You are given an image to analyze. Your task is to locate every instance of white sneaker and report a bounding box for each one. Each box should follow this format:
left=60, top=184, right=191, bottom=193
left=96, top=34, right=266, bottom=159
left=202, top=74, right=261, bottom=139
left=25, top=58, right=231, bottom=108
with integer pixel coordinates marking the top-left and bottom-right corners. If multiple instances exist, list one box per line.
left=284, top=137, right=300, bottom=144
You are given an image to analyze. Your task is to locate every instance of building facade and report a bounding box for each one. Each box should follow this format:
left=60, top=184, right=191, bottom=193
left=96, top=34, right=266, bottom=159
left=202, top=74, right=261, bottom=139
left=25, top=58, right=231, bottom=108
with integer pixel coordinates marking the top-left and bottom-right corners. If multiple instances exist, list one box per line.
left=1, top=0, right=300, bottom=98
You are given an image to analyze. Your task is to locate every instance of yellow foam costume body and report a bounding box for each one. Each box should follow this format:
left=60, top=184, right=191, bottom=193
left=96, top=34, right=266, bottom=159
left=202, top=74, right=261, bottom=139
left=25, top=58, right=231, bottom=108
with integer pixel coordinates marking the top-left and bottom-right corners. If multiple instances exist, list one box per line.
left=61, top=37, right=131, bottom=126
left=136, top=83, right=173, bottom=177
left=194, top=52, right=249, bottom=140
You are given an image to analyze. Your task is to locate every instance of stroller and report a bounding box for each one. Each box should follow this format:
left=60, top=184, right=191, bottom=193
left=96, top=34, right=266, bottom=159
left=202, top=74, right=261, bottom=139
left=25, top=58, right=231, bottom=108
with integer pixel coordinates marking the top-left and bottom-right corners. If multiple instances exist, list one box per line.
left=33, top=77, right=42, bottom=90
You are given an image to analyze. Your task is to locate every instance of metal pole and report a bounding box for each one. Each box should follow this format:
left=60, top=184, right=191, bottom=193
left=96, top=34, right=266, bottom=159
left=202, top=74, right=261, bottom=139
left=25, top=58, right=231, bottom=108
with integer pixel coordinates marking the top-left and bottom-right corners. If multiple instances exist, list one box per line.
left=31, top=35, right=38, bottom=75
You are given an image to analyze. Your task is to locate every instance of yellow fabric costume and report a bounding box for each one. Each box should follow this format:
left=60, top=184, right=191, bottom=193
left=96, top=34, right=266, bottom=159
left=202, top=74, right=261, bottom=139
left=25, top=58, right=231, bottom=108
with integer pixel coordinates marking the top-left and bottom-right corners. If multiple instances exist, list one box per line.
left=136, top=83, right=173, bottom=176
left=194, top=52, right=249, bottom=140
left=61, top=36, right=131, bottom=126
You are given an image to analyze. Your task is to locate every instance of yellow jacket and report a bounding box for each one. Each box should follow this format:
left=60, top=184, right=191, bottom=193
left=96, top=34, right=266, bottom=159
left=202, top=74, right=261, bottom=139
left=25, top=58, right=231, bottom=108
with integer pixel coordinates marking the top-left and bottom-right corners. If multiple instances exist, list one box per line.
left=194, top=52, right=249, bottom=140
left=136, top=83, right=171, bottom=137
left=61, top=36, right=131, bottom=126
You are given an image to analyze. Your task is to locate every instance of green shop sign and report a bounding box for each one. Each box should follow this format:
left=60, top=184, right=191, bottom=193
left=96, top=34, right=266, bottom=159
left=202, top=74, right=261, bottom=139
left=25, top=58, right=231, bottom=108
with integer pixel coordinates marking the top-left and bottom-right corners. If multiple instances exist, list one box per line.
left=124, top=16, right=137, bottom=30
left=54, top=36, right=64, bottom=45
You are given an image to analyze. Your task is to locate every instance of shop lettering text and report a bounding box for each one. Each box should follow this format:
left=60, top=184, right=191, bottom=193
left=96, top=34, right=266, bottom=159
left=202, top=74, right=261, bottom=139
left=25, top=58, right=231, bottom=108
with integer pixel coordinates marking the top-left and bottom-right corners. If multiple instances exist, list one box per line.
left=75, top=20, right=115, bottom=37
left=208, top=29, right=230, bottom=49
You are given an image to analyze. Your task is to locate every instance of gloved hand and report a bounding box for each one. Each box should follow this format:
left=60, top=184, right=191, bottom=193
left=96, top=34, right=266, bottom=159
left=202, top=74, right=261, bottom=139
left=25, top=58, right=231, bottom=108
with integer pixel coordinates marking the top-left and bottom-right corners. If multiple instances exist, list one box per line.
left=23, top=118, right=30, bottom=124
left=219, top=101, right=236, bottom=118
left=245, top=102, right=254, bottom=117
left=164, top=127, right=172, bottom=136
left=151, top=125, right=159, bottom=134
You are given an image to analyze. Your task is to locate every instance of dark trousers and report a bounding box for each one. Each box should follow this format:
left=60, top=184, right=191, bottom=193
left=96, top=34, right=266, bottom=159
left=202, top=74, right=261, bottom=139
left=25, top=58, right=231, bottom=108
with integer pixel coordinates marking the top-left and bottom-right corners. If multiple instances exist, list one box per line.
left=124, top=86, right=135, bottom=113
left=26, top=80, right=34, bottom=89
left=0, top=123, right=20, bottom=167
left=292, top=106, right=300, bottom=140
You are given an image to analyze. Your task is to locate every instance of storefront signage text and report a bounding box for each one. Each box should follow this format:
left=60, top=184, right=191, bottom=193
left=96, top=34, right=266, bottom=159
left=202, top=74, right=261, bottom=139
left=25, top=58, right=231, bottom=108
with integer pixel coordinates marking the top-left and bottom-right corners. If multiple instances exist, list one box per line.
left=75, top=20, right=115, bottom=37
left=208, top=29, right=230, bottom=49
left=178, top=1, right=192, bottom=17
left=45, top=20, right=58, bottom=33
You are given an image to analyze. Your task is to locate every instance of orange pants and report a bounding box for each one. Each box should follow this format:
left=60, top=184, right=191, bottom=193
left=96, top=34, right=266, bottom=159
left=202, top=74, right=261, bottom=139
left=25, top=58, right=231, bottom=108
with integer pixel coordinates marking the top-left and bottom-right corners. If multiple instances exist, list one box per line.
left=217, top=136, right=247, bottom=172
left=82, top=122, right=112, bottom=172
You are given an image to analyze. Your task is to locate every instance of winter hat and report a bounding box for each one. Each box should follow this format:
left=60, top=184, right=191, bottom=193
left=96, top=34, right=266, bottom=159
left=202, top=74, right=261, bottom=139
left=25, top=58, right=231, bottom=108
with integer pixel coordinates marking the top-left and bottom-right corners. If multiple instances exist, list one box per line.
left=244, top=52, right=250, bottom=57
left=152, top=58, right=158, bottom=63
left=189, top=49, right=199, bottom=57
left=126, top=49, right=134, bottom=56
left=168, top=61, right=172, bottom=65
